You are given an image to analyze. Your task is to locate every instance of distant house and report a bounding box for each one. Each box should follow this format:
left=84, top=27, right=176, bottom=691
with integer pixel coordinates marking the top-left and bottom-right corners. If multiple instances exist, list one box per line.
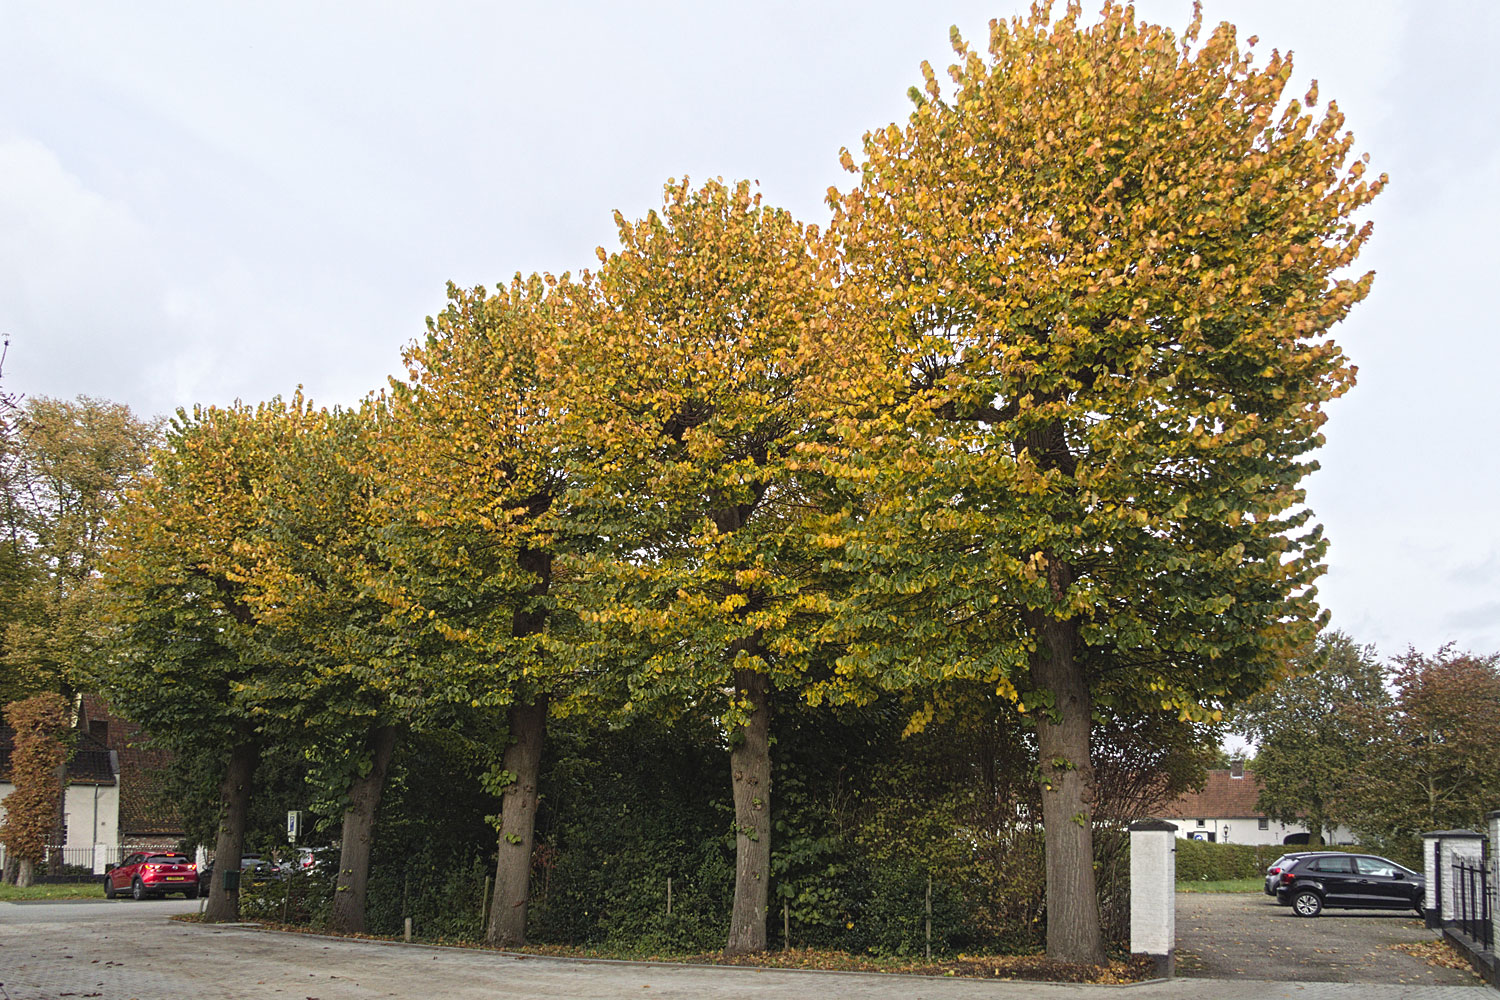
left=1150, top=762, right=1353, bottom=846
left=0, top=720, right=120, bottom=872
left=75, top=694, right=186, bottom=848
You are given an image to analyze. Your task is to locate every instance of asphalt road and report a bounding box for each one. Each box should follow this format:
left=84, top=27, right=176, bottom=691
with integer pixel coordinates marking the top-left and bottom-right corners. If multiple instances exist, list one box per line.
left=0, top=895, right=1492, bottom=1000
left=1176, top=891, right=1485, bottom=985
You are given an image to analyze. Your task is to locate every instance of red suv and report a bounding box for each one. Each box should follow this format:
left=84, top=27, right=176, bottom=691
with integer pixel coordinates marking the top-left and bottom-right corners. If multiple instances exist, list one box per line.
left=104, top=851, right=199, bottom=900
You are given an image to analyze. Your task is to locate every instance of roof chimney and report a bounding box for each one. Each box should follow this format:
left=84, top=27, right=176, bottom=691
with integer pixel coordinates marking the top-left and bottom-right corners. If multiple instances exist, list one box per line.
left=1230, top=759, right=1245, bottom=779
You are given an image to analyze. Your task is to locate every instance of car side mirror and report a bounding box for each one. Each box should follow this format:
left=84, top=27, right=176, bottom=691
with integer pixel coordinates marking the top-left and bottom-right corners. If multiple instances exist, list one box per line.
left=1392, top=871, right=1404, bottom=879
left=104, top=863, right=116, bottom=873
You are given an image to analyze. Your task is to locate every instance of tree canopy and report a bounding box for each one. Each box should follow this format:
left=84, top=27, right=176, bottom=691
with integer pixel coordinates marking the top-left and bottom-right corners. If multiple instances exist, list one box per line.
left=818, top=0, right=1382, bottom=960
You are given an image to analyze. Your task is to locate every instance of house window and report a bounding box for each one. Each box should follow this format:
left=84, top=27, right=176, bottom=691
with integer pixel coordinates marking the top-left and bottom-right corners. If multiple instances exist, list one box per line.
left=1258, top=818, right=1269, bottom=831
left=1196, top=818, right=1206, bottom=827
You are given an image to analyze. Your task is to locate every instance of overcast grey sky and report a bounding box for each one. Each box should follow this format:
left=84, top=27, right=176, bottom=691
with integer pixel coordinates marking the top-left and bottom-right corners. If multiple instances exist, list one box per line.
left=2, top=1, right=1495, bottom=662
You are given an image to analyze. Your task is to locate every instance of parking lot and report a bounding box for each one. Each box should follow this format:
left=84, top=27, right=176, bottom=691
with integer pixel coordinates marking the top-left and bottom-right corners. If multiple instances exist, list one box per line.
left=0, top=895, right=1492, bottom=999
left=1176, top=892, right=1485, bottom=986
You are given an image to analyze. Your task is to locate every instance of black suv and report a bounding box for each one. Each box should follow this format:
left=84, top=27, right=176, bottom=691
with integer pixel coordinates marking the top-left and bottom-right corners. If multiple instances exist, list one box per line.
left=1273, top=852, right=1424, bottom=917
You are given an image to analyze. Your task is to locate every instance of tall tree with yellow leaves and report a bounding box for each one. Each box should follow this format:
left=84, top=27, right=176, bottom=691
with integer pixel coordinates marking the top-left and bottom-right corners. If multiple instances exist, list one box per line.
left=823, top=2, right=1383, bottom=962
left=560, top=179, right=840, bottom=953
left=381, top=276, right=576, bottom=947
left=97, top=402, right=294, bottom=922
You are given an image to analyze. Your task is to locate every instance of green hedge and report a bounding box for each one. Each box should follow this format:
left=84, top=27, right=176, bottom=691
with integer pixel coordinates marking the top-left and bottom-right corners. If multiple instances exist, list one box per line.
left=1173, top=840, right=1291, bottom=882
left=1173, top=839, right=1385, bottom=882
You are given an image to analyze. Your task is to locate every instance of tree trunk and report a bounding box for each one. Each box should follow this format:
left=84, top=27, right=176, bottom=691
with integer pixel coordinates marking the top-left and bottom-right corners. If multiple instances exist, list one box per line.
left=484, top=543, right=553, bottom=947
left=1307, top=800, right=1326, bottom=848
left=1027, top=593, right=1107, bottom=965
left=487, top=696, right=548, bottom=947
left=16, top=858, right=34, bottom=888
left=203, top=740, right=259, bottom=923
left=725, top=665, right=771, bottom=955
left=330, top=725, right=400, bottom=934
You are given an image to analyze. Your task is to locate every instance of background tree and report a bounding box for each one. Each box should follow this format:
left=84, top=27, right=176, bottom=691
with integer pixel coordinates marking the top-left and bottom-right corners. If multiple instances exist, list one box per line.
left=1, top=395, right=158, bottom=702
left=1345, top=646, right=1500, bottom=856
left=0, top=692, right=70, bottom=886
left=823, top=1, right=1383, bottom=962
left=0, top=340, right=28, bottom=695
left=560, top=178, right=838, bottom=953
left=1231, top=631, right=1387, bottom=846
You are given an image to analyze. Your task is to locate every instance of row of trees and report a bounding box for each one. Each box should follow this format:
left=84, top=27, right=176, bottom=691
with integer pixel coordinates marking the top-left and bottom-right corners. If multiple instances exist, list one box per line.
left=1235, top=633, right=1500, bottom=859
left=8, top=4, right=1383, bottom=964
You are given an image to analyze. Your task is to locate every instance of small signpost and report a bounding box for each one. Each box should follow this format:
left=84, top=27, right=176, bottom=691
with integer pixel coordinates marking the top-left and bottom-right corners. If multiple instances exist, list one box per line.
left=286, top=810, right=302, bottom=844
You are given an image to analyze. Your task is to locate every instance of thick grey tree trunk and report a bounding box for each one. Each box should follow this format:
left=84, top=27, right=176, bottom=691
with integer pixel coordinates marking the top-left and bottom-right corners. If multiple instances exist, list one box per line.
left=485, top=543, right=553, bottom=947
left=203, top=741, right=259, bottom=923
left=487, top=696, right=548, bottom=947
left=725, top=665, right=771, bottom=955
left=16, top=858, right=34, bottom=888
left=1028, top=592, right=1107, bottom=965
left=330, top=725, right=399, bottom=934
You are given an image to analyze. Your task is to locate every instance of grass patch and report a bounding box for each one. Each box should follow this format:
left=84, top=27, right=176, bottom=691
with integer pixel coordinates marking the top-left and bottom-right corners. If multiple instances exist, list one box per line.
left=1176, top=877, right=1263, bottom=893
left=0, top=882, right=104, bottom=901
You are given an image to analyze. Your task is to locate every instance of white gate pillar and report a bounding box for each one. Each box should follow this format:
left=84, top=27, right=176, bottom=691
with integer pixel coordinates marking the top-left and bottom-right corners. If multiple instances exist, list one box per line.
left=1129, top=820, right=1178, bottom=978
left=1425, top=829, right=1485, bottom=927
left=1488, top=812, right=1500, bottom=952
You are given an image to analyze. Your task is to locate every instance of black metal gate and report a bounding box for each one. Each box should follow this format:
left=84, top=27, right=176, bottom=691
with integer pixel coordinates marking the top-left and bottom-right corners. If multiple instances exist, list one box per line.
left=1452, top=854, right=1492, bottom=950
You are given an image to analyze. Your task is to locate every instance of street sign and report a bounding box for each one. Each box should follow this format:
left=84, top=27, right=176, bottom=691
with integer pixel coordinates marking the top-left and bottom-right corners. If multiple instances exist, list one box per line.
left=287, top=810, right=302, bottom=844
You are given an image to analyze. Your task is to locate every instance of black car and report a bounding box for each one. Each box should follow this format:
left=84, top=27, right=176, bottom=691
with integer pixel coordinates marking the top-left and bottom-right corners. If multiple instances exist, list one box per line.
left=1273, top=852, right=1424, bottom=917
left=198, top=856, right=283, bottom=893
left=1264, top=852, right=1311, bottom=895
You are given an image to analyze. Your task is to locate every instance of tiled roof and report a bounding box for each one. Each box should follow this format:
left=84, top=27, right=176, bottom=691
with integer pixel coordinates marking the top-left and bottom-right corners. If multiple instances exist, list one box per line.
left=77, top=694, right=185, bottom=837
left=0, top=725, right=116, bottom=785
left=1154, top=768, right=1264, bottom=819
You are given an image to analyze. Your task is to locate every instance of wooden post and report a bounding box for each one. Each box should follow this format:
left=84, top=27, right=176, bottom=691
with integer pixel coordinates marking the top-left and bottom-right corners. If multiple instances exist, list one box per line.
left=482, top=875, right=492, bottom=927
left=404, top=916, right=412, bottom=943
left=925, top=875, right=932, bottom=961
left=783, top=899, right=790, bottom=951
left=667, top=877, right=672, bottom=916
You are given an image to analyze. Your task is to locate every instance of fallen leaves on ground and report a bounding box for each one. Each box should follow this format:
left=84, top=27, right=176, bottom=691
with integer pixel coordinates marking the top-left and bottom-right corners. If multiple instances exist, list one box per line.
left=516, top=945, right=1155, bottom=984
left=188, top=919, right=1155, bottom=985
left=1390, top=938, right=1479, bottom=975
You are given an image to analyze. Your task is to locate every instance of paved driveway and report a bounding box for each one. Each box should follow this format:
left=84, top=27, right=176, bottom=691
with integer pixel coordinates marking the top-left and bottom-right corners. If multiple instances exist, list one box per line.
left=1176, top=892, right=1484, bottom=986
left=0, top=897, right=1493, bottom=1000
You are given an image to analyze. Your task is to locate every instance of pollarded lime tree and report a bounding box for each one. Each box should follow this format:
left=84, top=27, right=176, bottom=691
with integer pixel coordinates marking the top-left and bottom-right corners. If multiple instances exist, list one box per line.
left=227, top=396, right=436, bottom=934
left=97, top=402, right=295, bottom=922
left=379, top=276, right=577, bottom=947
left=559, top=178, right=841, bottom=954
left=822, top=2, right=1383, bottom=962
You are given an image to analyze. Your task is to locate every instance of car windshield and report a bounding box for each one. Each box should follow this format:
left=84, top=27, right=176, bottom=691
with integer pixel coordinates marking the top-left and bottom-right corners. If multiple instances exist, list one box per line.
left=147, top=855, right=189, bottom=865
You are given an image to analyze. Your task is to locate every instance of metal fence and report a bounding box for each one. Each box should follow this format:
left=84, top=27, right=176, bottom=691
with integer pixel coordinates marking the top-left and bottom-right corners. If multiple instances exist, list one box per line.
left=1452, top=856, right=1493, bottom=951
left=0, top=843, right=189, bottom=882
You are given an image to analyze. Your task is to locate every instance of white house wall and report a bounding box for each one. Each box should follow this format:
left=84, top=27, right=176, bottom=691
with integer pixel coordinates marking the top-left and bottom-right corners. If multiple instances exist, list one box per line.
left=1176, top=815, right=1355, bottom=846
left=1, top=780, right=123, bottom=873
left=63, top=783, right=119, bottom=853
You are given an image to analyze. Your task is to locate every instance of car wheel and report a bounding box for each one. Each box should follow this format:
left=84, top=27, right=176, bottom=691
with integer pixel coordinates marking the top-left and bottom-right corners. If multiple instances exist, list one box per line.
left=103, top=876, right=116, bottom=900
left=1292, top=890, right=1323, bottom=917
left=132, top=878, right=147, bottom=901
